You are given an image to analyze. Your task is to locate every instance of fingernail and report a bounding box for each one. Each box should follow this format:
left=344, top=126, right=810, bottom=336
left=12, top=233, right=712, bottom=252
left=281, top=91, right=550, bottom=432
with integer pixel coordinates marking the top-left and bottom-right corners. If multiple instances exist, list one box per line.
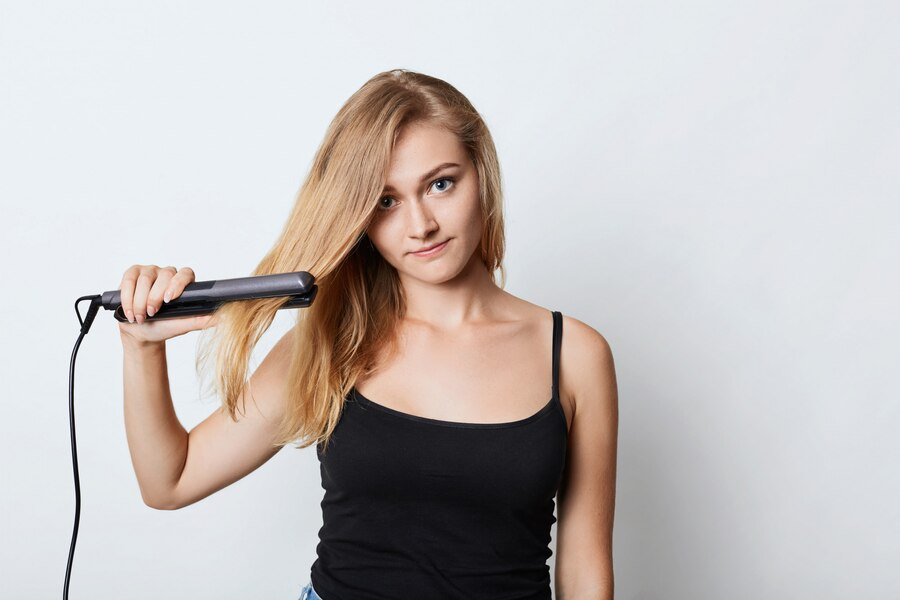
left=126, top=310, right=134, bottom=323
left=164, top=292, right=171, bottom=303
left=147, top=306, right=155, bottom=317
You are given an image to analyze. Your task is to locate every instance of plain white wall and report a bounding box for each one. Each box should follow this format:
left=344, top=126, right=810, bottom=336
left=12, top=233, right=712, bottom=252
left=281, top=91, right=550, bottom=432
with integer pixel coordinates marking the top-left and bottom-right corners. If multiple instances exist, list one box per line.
left=2, top=1, right=898, bottom=598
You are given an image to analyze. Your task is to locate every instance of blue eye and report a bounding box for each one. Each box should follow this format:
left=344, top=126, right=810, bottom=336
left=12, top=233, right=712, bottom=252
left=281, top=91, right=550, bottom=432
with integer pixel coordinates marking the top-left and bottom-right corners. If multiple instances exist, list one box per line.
left=431, top=177, right=454, bottom=193
left=376, top=177, right=455, bottom=211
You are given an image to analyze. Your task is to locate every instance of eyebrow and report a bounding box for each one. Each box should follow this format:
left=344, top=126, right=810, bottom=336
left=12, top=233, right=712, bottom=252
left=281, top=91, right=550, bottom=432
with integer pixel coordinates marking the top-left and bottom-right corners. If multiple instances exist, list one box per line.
left=382, top=162, right=461, bottom=193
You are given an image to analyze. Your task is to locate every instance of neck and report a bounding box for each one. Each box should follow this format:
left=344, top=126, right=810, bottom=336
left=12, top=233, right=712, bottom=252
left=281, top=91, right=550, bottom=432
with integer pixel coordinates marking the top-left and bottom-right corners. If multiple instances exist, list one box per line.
left=398, top=251, right=501, bottom=331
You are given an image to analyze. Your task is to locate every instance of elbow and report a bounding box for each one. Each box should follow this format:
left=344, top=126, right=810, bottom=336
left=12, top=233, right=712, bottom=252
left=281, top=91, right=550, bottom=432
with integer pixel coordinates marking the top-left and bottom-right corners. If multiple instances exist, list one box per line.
left=141, top=490, right=183, bottom=511
left=147, top=500, right=182, bottom=511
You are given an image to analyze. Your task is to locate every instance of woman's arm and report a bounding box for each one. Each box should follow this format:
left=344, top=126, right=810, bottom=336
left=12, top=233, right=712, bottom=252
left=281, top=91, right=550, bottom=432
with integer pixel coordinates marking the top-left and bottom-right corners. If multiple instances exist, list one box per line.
left=122, top=327, right=294, bottom=510
left=554, top=317, right=619, bottom=599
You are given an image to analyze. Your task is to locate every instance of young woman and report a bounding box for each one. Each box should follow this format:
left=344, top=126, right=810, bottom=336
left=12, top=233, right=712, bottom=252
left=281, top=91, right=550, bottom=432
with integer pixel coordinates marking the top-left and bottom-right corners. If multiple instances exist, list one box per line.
left=117, top=69, right=618, bottom=600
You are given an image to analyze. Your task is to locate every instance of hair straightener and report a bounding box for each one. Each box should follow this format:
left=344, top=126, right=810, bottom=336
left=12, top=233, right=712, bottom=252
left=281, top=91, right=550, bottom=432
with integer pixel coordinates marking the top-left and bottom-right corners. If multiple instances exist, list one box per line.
left=65, top=271, right=317, bottom=599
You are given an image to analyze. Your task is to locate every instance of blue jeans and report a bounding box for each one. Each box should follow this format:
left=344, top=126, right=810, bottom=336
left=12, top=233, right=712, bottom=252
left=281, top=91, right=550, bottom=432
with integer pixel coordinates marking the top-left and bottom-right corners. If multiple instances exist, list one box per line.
left=298, top=580, right=325, bottom=600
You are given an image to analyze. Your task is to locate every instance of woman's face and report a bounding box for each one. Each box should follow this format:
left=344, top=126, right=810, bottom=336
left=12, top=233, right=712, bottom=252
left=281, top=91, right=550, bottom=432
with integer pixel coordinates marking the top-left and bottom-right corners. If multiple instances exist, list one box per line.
left=366, top=121, right=483, bottom=286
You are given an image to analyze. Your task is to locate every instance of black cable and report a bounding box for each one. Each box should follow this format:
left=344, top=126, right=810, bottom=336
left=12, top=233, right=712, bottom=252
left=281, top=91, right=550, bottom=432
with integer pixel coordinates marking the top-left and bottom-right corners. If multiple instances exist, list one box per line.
left=65, top=295, right=102, bottom=600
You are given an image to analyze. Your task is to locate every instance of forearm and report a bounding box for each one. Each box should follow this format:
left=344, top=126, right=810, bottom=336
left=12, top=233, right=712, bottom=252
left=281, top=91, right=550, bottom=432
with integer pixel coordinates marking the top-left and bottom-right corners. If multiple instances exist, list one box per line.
left=555, top=563, right=614, bottom=600
left=121, top=336, right=188, bottom=508
left=556, top=580, right=613, bottom=600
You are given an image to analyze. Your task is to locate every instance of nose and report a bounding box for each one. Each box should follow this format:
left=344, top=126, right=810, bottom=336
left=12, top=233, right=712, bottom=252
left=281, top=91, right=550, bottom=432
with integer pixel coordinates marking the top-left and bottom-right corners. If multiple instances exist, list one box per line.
left=407, top=198, right=439, bottom=240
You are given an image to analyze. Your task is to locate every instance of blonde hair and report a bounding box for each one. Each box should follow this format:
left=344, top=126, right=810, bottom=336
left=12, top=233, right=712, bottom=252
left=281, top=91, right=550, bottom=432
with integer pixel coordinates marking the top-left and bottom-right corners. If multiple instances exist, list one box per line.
left=197, top=68, right=507, bottom=454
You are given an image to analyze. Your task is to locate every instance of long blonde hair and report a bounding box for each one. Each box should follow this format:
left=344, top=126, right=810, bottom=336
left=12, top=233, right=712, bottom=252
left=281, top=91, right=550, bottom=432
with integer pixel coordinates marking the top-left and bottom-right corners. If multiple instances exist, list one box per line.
left=197, top=68, right=507, bottom=454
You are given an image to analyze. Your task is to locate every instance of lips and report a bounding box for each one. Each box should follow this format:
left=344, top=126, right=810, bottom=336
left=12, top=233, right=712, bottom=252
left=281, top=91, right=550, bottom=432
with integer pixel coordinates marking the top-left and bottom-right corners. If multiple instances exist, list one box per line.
left=411, top=240, right=448, bottom=254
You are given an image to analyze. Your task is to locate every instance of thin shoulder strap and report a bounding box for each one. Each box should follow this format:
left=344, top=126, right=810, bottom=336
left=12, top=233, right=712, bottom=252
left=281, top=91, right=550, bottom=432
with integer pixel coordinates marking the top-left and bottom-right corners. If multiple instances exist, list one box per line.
left=552, top=310, right=563, bottom=401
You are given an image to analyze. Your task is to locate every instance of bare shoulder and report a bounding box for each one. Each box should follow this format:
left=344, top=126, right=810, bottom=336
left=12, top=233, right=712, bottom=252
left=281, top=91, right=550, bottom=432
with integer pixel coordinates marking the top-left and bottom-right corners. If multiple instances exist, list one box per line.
left=499, top=291, right=616, bottom=416
left=557, top=314, right=616, bottom=415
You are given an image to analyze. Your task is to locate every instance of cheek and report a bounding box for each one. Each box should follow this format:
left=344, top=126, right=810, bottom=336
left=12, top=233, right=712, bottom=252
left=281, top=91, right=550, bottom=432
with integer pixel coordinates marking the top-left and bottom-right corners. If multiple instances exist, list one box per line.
left=366, top=219, right=401, bottom=258
left=464, top=197, right=484, bottom=239
left=444, top=184, right=482, bottom=232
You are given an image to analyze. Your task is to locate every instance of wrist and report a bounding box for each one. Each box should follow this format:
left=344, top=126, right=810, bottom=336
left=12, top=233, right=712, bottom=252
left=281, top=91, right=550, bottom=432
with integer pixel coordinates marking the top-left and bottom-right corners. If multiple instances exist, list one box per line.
left=119, top=334, right=166, bottom=353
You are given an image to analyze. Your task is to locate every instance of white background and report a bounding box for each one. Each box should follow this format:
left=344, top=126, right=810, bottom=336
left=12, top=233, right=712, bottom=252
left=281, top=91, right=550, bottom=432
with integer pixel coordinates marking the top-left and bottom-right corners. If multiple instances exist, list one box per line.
left=1, top=1, right=898, bottom=598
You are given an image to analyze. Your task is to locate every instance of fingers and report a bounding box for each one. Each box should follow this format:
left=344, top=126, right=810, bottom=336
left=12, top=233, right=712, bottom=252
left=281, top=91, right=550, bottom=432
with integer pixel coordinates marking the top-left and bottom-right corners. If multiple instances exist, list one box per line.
left=163, top=267, right=195, bottom=305
left=132, top=267, right=155, bottom=324
left=119, top=264, right=142, bottom=324
left=120, top=265, right=196, bottom=324
left=147, top=266, right=178, bottom=318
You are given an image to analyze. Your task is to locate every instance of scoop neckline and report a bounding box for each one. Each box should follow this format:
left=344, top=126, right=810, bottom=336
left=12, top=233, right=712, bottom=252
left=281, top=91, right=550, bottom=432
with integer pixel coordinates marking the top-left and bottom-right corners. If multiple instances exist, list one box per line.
left=351, top=386, right=557, bottom=429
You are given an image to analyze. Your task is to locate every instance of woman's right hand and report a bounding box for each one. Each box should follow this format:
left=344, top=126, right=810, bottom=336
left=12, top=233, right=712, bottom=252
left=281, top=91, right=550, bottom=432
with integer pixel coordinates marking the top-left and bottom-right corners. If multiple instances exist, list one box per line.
left=117, top=264, right=219, bottom=346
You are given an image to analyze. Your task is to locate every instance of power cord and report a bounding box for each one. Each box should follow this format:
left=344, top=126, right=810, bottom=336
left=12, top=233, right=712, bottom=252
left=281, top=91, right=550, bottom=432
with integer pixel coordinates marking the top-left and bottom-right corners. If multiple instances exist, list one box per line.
left=65, top=295, right=102, bottom=600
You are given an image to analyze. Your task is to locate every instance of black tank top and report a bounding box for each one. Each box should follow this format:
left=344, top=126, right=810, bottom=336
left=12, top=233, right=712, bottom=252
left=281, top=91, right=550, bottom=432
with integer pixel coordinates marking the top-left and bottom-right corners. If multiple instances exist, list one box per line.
left=310, top=311, right=568, bottom=600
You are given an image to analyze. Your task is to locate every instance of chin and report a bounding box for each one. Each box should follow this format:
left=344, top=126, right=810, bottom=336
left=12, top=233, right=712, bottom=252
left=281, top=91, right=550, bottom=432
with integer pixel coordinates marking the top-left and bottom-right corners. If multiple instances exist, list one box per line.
left=421, top=259, right=481, bottom=286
